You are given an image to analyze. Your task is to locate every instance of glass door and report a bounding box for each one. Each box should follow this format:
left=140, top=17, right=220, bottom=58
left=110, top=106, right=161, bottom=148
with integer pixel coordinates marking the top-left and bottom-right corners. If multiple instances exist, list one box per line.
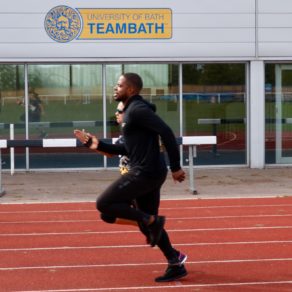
left=275, top=65, right=292, bottom=163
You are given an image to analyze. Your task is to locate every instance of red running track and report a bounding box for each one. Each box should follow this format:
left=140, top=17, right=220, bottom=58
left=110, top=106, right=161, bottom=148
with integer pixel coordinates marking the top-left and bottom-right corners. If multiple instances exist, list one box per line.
left=1, top=197, right=292, bottom=291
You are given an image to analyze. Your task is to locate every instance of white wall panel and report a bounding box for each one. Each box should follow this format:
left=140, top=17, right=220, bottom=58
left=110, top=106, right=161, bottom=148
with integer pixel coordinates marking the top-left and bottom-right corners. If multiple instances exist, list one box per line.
left=258, top=0, right=292, bottom=13
left=1, top=29, right=45, bottom=43
left=172, top=29, right=254, bottom=43
left=259, top=14, right=292, bottom=28
left=259, top=43, right=292, bottom=57
left=176, top=14, right=254, bottom=28
left=258, top=0, right=292, bottom=57
left=0, top=0, right=256, bottom=60
left=0, top=0, right=255, bottom=13
left=0, top=15, right=43, bottom=28
left=259, top=28, right=292, bottom=42
left=0, top=43, right=255, bottom=59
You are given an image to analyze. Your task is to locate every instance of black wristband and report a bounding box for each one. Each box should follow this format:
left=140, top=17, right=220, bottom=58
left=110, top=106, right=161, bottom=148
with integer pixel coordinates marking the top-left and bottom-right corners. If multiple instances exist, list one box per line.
left=83, top=137, right=93, bottom=148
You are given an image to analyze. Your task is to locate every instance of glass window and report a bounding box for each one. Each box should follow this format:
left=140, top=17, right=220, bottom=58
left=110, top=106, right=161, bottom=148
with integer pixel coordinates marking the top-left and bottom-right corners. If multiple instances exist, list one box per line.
left=105, top=64, right=123, bottom=142
left=105, top=64, right=179, bottom=167
left=2, top=62, right=248, bottom=170
left=183, top=63, right=247, bottom=165
left=0, top=64, right=25, bottom=169
left=265, top=63, right=292, bottom=164
left=124, top=64, right=180, bottom=135
left=27, top=64, right=103, bottom=168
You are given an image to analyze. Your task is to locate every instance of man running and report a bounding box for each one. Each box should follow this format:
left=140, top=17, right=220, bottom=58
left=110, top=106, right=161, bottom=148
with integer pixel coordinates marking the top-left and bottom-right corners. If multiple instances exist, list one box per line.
left=76, top=73, right=187, bottom=282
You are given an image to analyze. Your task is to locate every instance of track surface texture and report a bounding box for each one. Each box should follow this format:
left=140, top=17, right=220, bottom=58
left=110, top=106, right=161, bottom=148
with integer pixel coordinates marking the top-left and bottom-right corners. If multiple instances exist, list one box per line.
left=1, top=197, right=292, bottom=291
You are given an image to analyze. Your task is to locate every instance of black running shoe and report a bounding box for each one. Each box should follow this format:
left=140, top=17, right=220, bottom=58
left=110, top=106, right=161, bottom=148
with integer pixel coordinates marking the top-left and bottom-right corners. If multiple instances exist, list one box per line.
left=155, top=264, right=188, bottom=282
left=148, top=215, right=165, bottom=247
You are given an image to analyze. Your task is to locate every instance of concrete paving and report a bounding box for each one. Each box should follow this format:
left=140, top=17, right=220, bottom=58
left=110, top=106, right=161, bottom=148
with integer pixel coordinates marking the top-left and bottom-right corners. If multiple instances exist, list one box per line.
left=1, top=167, right=292, bottom=204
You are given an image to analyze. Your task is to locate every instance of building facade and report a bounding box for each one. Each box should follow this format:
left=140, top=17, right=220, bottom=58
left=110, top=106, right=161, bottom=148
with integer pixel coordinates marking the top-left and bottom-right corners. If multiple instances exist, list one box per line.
left=0, top=0, right=291, bottom=170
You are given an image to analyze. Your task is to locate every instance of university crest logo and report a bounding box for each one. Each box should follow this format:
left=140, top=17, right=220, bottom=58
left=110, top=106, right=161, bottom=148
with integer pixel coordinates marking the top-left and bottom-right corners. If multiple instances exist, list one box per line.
left=44, top=5, right=82, bottom=43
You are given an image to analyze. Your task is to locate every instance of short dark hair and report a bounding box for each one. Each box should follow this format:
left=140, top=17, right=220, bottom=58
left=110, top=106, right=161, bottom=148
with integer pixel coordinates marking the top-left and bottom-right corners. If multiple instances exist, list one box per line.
left=122, top=73, right=143, bottom=92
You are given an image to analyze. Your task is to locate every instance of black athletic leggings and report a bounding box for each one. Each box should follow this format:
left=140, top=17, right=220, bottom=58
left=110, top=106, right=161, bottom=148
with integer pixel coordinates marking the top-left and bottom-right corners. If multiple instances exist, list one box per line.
left=96, top=170, right=177, bottom=260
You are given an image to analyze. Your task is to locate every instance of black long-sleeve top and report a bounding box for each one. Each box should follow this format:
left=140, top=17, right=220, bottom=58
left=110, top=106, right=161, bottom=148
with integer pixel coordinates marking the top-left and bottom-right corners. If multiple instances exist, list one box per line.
left=97, top=95, right=181, bottom=177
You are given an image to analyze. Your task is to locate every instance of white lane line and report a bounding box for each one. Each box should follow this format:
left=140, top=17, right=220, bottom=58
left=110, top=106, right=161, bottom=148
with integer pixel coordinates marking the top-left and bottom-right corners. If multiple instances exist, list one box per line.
left=1, top=240, right=292, bottom=252
left=2, top=258, right=292, bottom=271
left=1, top=213, right=292, bottom=224
left=1, top=225, right=292, bottom=237
left=161, top=204, right=292, bottom=210
left=15, top=280, right=292, bottom=292
left=0, top=220, right=97, bottom=224
left=1, top=203, right=292, bottom=214
left=0, top=210, right=96, bottom=214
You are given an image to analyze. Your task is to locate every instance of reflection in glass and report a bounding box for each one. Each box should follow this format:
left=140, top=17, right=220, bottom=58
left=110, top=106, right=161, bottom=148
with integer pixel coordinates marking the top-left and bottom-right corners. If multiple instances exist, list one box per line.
left=0, top=64, right=25, bottom=169
left=1, top=63, right=248, bottom=170
left=265, top=64, right=292, bottom=164
left=105, top=64, right=179, bottom=167
left=28, top=64, right=103, bottom=168
left=183, top=63, right=246, bottom=165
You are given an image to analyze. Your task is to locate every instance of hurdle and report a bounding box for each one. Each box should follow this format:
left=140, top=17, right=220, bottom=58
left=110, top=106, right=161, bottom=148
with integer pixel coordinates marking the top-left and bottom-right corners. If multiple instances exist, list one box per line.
left=0, top=120, right=116, bottom=129
left=0, top=136, right=216, bottom=195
